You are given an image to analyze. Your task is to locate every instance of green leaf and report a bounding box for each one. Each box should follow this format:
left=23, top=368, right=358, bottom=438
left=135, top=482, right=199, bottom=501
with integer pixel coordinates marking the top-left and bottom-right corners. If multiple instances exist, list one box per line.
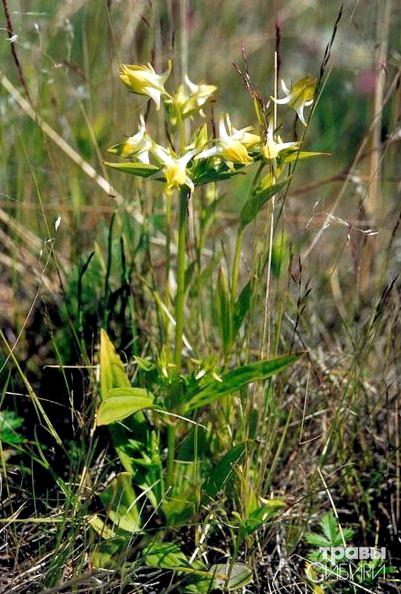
left=321, top=512, right=339, bottom=543
left=269, top=234, right=289, bottom=278
left=97, top=387, right=154, bottom=426
left=186, top=354, right=301, bottom=411
left=143, top=542, right=253, bottom=592
left=342, top=527, right=354, bottom=542
left=100, top=329, right=130, bottom=400
left=99, top=472, right=140, bottom=533
left=91, top=536, right=130, bottom=569
left=281, top=150, right=330, bottom=164
left=204, top=443, right=247, bottom=499
left=239, top=499, right=286, bottom=538
left=99, top=331, right=161, bottom=507
left=239, top=180, right=288, bottom=230
left=143, top=541, right=209, bottom=578
left=105, top=161, right=160, bottom=178
left=162, top=489, right=198, bottom=527
left=0, top=410, right=25, bottom=445
left=143, top=541, right=190, bottom=570
left=133, top=356, right=156, bottom=372
left=181, top=580, right=213, bottom=594
left=232, top=280, right=252, bottom=339
left=210, top=563, right=253, bottom=591
left=196, top=169, right=244, bottom=185
left=305, top=532, right=331, bottom=547
left=216, top=266, right=233, bottom=355
left=87, top=514, right=116, bottom=540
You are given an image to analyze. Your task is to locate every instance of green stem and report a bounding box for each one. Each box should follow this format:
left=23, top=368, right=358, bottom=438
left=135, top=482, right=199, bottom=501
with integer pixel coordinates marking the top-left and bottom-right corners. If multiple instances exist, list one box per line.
left=231, top=164, right=264, bottom=303
left=165, top=192, right=172, bottom=309
left=231, top=227, right=243, bottom=303
left=174, top=186, right=189, bottom=373
left=166, top=422, right=176, bottom=488
left=167, top=186, right=189, bottom=488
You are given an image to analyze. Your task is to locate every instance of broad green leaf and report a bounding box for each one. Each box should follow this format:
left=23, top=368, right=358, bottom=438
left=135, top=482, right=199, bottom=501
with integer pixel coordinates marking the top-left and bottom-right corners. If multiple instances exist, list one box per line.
left=91, top=536, right=129, bottom=569
left=181, top=580, right=213, bottom=594
left=143, top=542, right=209, bottom=578
left=99, top=472, right=140, bottom=533
left=87, top=514, right=116, bottom=540
left=105, top=161, right=160, bottom=178
left=239, top=180, right=288, bottom=230
left=143, top=541, right=190, bottom=570
left=100, top=329, right=130, bottom=400
left=204, top=443, right=247, bottom=499
left=143, top=542, right=252, bottom=592
left=97, top=387, right=154, bottom=426
left=210, top=563, right=253, bottom=591
left=186, top=354, right=301, bottom=411
left=99, top=331, right=162, bottom=510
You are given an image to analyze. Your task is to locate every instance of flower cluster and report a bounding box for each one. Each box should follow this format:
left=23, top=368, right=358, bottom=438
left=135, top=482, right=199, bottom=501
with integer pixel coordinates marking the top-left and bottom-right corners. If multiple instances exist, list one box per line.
left=106, top=60, right=318, bottom=194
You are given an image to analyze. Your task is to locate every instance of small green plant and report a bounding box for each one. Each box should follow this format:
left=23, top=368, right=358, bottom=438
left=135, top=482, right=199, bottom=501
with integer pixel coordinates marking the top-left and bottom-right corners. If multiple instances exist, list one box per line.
left=89, top=58, right=322, bottom=589
left=0, top=409, right=25, bottom=447
left=305, top=512, right=395, bottom=593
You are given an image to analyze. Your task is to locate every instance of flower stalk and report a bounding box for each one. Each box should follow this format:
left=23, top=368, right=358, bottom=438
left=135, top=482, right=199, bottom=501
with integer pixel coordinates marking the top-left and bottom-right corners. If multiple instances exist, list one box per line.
left=174, top=185, right=190, bottom=374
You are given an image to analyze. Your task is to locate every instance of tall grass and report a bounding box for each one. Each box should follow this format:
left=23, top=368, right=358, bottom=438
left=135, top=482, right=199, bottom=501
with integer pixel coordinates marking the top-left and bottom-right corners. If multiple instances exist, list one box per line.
left=0, top=1, right=400, bottom=593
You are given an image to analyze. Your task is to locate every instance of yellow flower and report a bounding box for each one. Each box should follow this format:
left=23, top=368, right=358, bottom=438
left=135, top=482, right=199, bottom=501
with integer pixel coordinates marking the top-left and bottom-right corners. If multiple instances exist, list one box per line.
left=119, top=61, right=172, bottom=110
left=166, top=75, right=216, bottom=125
left=108, top=116, right=152, bottom=162
left=180, top=75, right=217, bottom=117
left=262, top=122, right=298, bottom=160
left=272, top=76, right=316, bottom=125
left=195, top=114, right=254, bottom=166
left=152, top=145, right=196, bottom=192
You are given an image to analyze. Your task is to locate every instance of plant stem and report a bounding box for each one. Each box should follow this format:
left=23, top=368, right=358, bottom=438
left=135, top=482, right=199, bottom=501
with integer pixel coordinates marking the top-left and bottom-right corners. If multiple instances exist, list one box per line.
left=167, top=185, right=189, bottom=488
left=165, top=192, right=172, bottom=309
left=174, top=186, right=189, bottom=373
left=231, top=227, right=243, bottom=303
left=231, top=164, right=264, bottom=303
left=166, top=421, right=176, bottom=488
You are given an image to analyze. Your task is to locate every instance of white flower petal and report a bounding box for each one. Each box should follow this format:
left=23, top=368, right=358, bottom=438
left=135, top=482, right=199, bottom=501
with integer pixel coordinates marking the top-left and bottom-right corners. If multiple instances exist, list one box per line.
left=184, top=74, right=197, bottom=93
left=195, top=146, right=219, bottom=160
left=297, top=104, right=307, bottom=126
left=144, top=86, right=161, bottom=110
left=272, top=96, right=291, bottom=105
left=281, top=79, right=290, bottom=95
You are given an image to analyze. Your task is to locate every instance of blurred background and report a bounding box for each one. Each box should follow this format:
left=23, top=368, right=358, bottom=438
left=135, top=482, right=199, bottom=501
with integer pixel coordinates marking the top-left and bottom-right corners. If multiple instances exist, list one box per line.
left=0, top=0, right=398, bottom=401
left=0, top=0, right=400, bottom=335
